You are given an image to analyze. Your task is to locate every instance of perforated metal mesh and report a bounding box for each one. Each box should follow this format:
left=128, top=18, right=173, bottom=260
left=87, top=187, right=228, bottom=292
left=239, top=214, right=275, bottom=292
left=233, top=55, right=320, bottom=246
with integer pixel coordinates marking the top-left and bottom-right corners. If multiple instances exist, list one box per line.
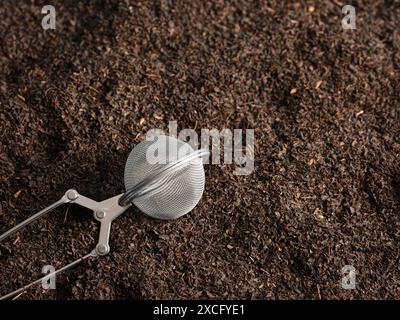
left=124, top=135, right=205, bottom=220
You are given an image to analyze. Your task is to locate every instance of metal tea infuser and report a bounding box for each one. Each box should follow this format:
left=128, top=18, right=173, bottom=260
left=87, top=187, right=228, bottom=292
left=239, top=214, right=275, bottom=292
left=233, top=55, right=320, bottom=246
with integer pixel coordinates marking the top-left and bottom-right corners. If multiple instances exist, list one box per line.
left=0, top=135, right=208, bottom=299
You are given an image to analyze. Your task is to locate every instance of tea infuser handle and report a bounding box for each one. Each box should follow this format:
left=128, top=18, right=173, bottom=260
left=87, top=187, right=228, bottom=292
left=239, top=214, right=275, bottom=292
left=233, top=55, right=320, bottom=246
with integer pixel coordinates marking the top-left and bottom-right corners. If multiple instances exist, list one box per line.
left=0, top=190, right=131, bottom=300
left=0, top=189, right=130, bottom=255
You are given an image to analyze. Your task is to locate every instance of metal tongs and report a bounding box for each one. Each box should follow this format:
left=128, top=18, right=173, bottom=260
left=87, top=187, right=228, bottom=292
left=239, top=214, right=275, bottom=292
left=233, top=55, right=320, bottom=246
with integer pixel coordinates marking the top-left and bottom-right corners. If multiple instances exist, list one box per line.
left=0, top=190, right=131, bottom=300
